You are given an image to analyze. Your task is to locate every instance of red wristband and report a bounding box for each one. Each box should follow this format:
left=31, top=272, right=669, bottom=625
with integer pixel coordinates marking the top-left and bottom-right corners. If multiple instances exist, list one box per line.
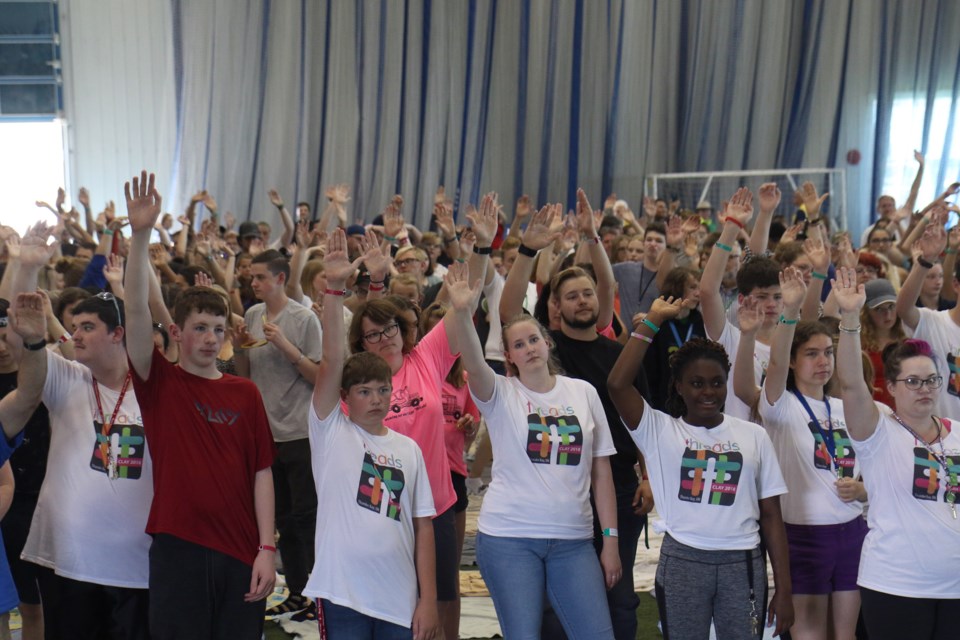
left=724, top=216, right=745, bottom=229
left=325, top=288, right=346, bottom=296
left=258, top=544, right=277, bottom=553
left=368, top=283, right=385, bottom=292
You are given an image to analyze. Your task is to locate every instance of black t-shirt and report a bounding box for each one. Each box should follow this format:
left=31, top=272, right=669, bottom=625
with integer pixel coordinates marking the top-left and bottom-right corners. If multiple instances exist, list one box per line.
left=0, top=371, right=50, bottom=506
left=642, top=310, right=707, bottom=412
left=549, top=330, right=650, bottom=489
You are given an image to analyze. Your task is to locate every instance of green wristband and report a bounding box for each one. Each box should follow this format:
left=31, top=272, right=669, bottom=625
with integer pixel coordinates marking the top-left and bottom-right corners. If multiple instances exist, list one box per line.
left=641, top=318, right=660, bottom=334
left=714, top=242, right=733, bottom=252
left=811, top=271, right=827, bottom=280
left=384, top=234, right=398, bottom=243
left=779, top=314, right=799, bottom=325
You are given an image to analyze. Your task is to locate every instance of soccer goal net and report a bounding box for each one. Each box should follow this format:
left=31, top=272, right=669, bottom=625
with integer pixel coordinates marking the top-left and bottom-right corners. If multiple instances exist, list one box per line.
left=646, top=168, right=847, bottom=232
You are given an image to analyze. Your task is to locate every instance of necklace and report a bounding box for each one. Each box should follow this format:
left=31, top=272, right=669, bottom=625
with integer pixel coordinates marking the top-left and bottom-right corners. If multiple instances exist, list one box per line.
left=891, top=412, right=957, bottom=519
left=93, top=371, right=132, bottom=480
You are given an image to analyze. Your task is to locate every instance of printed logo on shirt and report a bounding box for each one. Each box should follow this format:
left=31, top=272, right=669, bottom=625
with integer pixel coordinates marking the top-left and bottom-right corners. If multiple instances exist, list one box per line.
left=948, top=351, right=960, bottom=398
left=90, top=420, right=146, bottom=479
left=806, top=420, right=856, bottom=479
left=441, top=392, right=462, bottom=423
left=356, top=450, right=406, bottom=521
left=194, top=401, right=240, bottom=426
left=387, top=386, right=424, bottom=418
left=526, top=413, right=583, bottom=466
left=678, top=448, right=743, bottom=506
left=911, top=447, right=960, bottom=503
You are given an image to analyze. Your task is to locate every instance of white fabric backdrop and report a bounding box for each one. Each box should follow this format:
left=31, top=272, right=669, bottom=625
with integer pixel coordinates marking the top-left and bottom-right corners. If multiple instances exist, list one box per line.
left=59, top=0, right=960, bottom=238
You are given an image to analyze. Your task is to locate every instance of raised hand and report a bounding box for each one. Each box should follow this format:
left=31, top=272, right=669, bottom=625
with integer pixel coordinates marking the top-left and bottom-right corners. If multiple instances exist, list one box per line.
left=382, top=199, right=405, bottom=239
left=948, top=225, right=960, bottom=251
left=604, top=193, right=618, bottom=211
left=575, top=189, right=598, bottom=238
left=780, top=266, right=807, bottom=310
left=514, top=194, right=532, bottom=223
left=647, top=296, right=685, bottom=323
left=323, top=228, right=364, bottom=286
left=831, top=266, right=865, bottom=314
left=224, top=211, right=237, bottom=230
left=737, top=296, right=763, bottom=335
left=11, top=292, right=47, bottom=343
left=78, top=187, right=90, bottom=209
left=19, top=222, right=57, bottom=268
left=916, top=212, right=947, bottom=261
left=267, top=189, right=283, bottom=208
left=797, top=181, right=829, bottom=218
left=433, top=201, right=456, bottom=239
left=780, top=222, right=803, bottom=244
left=835, top=235, right=857, bottom=269
left=325, top=183, right=351, bottom=204
left=521, top=203, right=563, bottom=251
left=443, top=261, right=482, bottom=312
left=124, top=170, right=162, bottom=233
left=665, top=215, right=684, bottom=248
left=102, top=254, right=125, bottom=289
left=757, top=182, right=781, bottom=213
left=468, top=192, right=499, bottom=248
left=360, top=228, right=392, bottom=277
left=803, top=235, right=830, bottom=273
left=4, top=235, right=20, bottom=261
left=914, top=149, right=925, bottom=165
left=642, top=196, right=656, bottom=220
left=724, top=187, right=755, bottom=228
left=55, top=187, right=66, bottom=213
left=194, top=271, right=213, bottom=288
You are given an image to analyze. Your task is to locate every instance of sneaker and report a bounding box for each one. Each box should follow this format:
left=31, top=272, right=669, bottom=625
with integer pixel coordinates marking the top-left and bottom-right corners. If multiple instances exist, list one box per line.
left=289, top=600, right=317, bottom=623
left=265, top=593, right=310, bottom=618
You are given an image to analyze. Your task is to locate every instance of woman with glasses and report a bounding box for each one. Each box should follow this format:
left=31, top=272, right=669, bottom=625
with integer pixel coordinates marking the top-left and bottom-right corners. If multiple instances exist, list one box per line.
left=834, top=266, right=960, bottom=640
left=735, top=268, right=866, bottom=640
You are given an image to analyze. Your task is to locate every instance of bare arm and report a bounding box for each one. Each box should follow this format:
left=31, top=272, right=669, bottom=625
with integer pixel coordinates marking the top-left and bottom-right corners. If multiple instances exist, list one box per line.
left=902, top=150, right=925, bottom=215
left=412, top=516, right=440, bottom=639
left=0, top=463, right=13, bottom=522
left=0, top=293, right=48, bottom=439
left=245, top=466, right=276, bottom=602
left=124, top=171, right=164, bottom=381
left=732, top=299, right=762, bottom=408
left=701, top=188, right=754, bottom=339
left=590, top=456, right=622, bottom=589
left=499, top=203, right=562, bottom=321
left=444, top=263, right=496, bottom=402
left=896, top=215, right=946, bottom=331
left=834, top=267, right=880, bottom=441
left=749, top=183, right=781, bottom=255
left=764, top=269, right=805, bottom=405
left=759, top=496, right=794, bottom=636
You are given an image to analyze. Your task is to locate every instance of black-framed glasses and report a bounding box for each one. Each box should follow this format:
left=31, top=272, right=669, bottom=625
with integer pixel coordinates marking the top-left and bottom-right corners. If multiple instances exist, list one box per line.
left=894, top=375, right=943, bottom=390
left=395, top=258, right=418, bottom=268
left=95, top=292, right=122, bottom=327
left=362, top=322, right=400, bottom=344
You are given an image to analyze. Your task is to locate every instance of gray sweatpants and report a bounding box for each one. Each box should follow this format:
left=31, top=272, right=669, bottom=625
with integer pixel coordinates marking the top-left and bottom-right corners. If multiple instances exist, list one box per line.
left=654, top=535, right=767, bottom=640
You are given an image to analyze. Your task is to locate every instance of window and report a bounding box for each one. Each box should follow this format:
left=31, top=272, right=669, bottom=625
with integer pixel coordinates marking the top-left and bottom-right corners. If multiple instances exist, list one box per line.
left=0, top=1, right=61, bottom=118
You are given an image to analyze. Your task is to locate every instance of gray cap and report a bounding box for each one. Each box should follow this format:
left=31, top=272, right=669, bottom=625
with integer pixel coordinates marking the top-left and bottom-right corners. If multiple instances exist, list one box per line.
left=864, top=278, right=896, bottom=308
left=238, top=221, right=260, bottom=239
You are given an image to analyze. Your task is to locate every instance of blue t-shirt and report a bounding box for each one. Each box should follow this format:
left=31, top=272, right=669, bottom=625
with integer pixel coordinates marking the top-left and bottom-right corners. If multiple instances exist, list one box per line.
left=0, top=427, right=25, bottom=612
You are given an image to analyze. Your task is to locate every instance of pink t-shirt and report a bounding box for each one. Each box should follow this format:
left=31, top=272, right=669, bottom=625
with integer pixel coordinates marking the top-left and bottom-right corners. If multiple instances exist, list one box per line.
left=344, top=321, right=458, bottom=515
left=440, top=373, right=480, bottom=476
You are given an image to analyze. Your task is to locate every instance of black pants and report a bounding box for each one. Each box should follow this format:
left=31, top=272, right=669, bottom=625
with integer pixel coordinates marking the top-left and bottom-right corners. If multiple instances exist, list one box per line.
left=35, top=566, right=149, bottom=640
left=148, top=534, right=265, bottom=640
left=860, top=587, right=960, bottom=640
left=273, top=438, right=317, bottom=596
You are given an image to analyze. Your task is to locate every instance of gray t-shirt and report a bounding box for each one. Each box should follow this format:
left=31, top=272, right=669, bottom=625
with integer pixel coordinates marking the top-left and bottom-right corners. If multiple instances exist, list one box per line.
left=612, top=261, right=660, bottom=326
left=244, top=299, right=322, bottom=442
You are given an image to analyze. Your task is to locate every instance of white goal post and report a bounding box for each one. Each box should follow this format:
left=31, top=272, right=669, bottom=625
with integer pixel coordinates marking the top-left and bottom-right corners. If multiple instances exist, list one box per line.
left=646, top=168, right=847, bottom=232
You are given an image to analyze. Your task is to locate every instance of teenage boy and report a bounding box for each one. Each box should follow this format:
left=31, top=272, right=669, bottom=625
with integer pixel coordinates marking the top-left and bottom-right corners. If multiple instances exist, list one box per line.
left=235, top=248, right=321, bottom=618
left=124, top=171, right=276, bottom=638
left=306, top=229, right=439, bottom=639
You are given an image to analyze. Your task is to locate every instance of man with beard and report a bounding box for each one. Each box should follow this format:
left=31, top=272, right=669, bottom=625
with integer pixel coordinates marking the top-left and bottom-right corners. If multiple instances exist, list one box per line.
left=500, top=189, right=653, bottom=640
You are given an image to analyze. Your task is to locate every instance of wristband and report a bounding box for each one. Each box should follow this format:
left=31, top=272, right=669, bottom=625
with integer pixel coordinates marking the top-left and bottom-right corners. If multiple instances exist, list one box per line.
left=586, top=235, right=601, bottom=245
left=443, top=235, right=458, bottom=245
left=946, top=248, right=958, bottom=255
left=325, top=288, right=346, bottom=296
left=103, top=229, right=114, bottom=236
left=838, top=323, right=862, bottom=334
left=916, top=257, right=935, bottom=269
left=258, top=544, right=277, bottom=553
left=23, top=339, right=46, bottom=352
left=602, top=528, right=619, bottom=538
left=456, top=257, right=467, bottom=264
left=58, top=333, right=72, bottom=344
left=807, top=217, right=823, bottom=226
left=724, top=216, right=745, bottom=229
left=779, top=314, right=799, bottom=325
left=384, top=235, right=398, bottom=243
left=630, top=331, right=653, bottom=344
left=368, top=283, right=385, bottom=292
left=641, top=474, right=649, bottom=481
left=641, top=318, right=660, bottom=334
left=518, top=243, right=538, bottom=258
left=666, top=245, right=681, bottom=253
left=811, top=271, right=828, bottom=280
left=472, top=245, right=492, bottom=255
left=714, top=242, right=733, bottom=252
left=293, top=352, right=304, bottom=365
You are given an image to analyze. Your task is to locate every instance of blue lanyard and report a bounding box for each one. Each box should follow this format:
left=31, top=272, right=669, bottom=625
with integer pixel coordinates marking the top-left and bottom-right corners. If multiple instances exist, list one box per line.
left=791, top=389, right=840, bottom=475
left=668, top=320, right=694, bottom=349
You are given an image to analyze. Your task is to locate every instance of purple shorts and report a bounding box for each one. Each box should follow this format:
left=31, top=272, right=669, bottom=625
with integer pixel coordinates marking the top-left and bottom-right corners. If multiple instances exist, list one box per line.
left=784, top=516, right=867, bottom=595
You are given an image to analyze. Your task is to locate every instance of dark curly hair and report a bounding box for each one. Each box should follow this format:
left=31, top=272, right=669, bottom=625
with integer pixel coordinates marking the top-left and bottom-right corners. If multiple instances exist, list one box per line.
left=665, top=337, right=731, bottom=418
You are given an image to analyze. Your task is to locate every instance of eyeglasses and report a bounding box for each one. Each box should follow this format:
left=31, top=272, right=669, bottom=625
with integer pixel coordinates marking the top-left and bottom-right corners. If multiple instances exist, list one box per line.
left=893, top=375, right=943, bottom=390
left=869, top=238, right=893, bottom=245
left=95, top=292, right=122, bottom=327
left=395, top=258, right=418, bottom=268
left=362, top=322, right=400, bottom=344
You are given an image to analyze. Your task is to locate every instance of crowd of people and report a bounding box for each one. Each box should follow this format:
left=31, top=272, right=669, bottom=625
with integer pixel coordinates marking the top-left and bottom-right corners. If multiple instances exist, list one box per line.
left=0, top=150, right=957, bottom=640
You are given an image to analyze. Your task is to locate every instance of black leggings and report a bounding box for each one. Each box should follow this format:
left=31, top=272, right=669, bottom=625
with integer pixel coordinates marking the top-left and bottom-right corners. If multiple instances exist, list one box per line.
left=860, top=587, right=960, bottom=640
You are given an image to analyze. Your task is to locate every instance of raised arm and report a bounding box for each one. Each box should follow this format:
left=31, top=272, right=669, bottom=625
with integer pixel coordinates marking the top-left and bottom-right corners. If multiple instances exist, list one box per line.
left=943, top=226, right=960, bottom=303
left=267, top=189, right=295, bottom=247
left=577, top=189, right=615, bottom=330
left=466, top=191, right=500, bottom=292
left=800, top=233, right=829, bottom=321
left=749, top=183, right=781, bottom=255
left=507, top=194, right=532, bottom=240
left=0, top=293, right=48, bottom=439
left=763, top=268, right=806, bottom=405
left=902, top=150, right=925, bottom=215
left=607, top=297, right=684, bottom=430
left=124, top=170, right=164, bottom=381
left=312, top=229, right=364, bottom=417
left=655, top=215, right=683, bottom=290
left=499, top=204, right=561, bottom=320
left=833, top=267, right=879, bottom=441
left=732, top=297, right=763, bottom=408
left=896, top=210, right=946, bottom=331
left=701, top=188, right=754, bottom=339
left=444, top=262, right=495, bottom=402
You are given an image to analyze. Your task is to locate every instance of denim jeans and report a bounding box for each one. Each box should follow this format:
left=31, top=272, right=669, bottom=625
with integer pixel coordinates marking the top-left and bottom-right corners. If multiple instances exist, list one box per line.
left=319, top=599, right=412, bottom=640
left=476, top=533, right=614, bottom=640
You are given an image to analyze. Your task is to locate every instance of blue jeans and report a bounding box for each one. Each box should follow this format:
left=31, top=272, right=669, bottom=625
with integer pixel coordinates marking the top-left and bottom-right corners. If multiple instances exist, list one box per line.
left=476, top=533, right=614, bottom=640
left=319, top=599, right=411, bottom=640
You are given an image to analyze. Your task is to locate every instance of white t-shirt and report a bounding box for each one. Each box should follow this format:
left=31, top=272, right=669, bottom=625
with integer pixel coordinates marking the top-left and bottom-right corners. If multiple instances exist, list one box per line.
left=304, top=404, right=435, bottom=627
left=852, top=412, right=960, bottom=598
left=628, top=408, right=787, bottom=550
left=25, top=351, right=153, bottom=588
left=470, top=375, right=616, bottom=539
left=758, top=388, right=863, bottom=525
left=907, top=308, right=960, bottom=420
left=710, top=322, right=770, bottom=423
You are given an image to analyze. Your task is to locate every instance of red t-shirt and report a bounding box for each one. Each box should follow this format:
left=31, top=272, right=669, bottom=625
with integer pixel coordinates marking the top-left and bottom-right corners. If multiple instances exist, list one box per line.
left=131, top=349, right=275, bottom=566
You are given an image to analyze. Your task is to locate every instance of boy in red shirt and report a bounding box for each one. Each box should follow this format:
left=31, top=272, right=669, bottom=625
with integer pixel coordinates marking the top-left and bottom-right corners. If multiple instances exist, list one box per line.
left=123, top=171, right=276, bottom=638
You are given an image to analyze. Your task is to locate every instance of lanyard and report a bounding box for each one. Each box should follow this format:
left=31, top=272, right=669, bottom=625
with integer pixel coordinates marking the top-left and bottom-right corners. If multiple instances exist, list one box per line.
left=668, top=320, right=694, bottom=349
left=891, top=412, right=958, bottom=518
left=637, top=267, right=656, bottom=306
left=93, top=371, right=132, bottom=479
left=791, top=390, right=841, bottom=477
